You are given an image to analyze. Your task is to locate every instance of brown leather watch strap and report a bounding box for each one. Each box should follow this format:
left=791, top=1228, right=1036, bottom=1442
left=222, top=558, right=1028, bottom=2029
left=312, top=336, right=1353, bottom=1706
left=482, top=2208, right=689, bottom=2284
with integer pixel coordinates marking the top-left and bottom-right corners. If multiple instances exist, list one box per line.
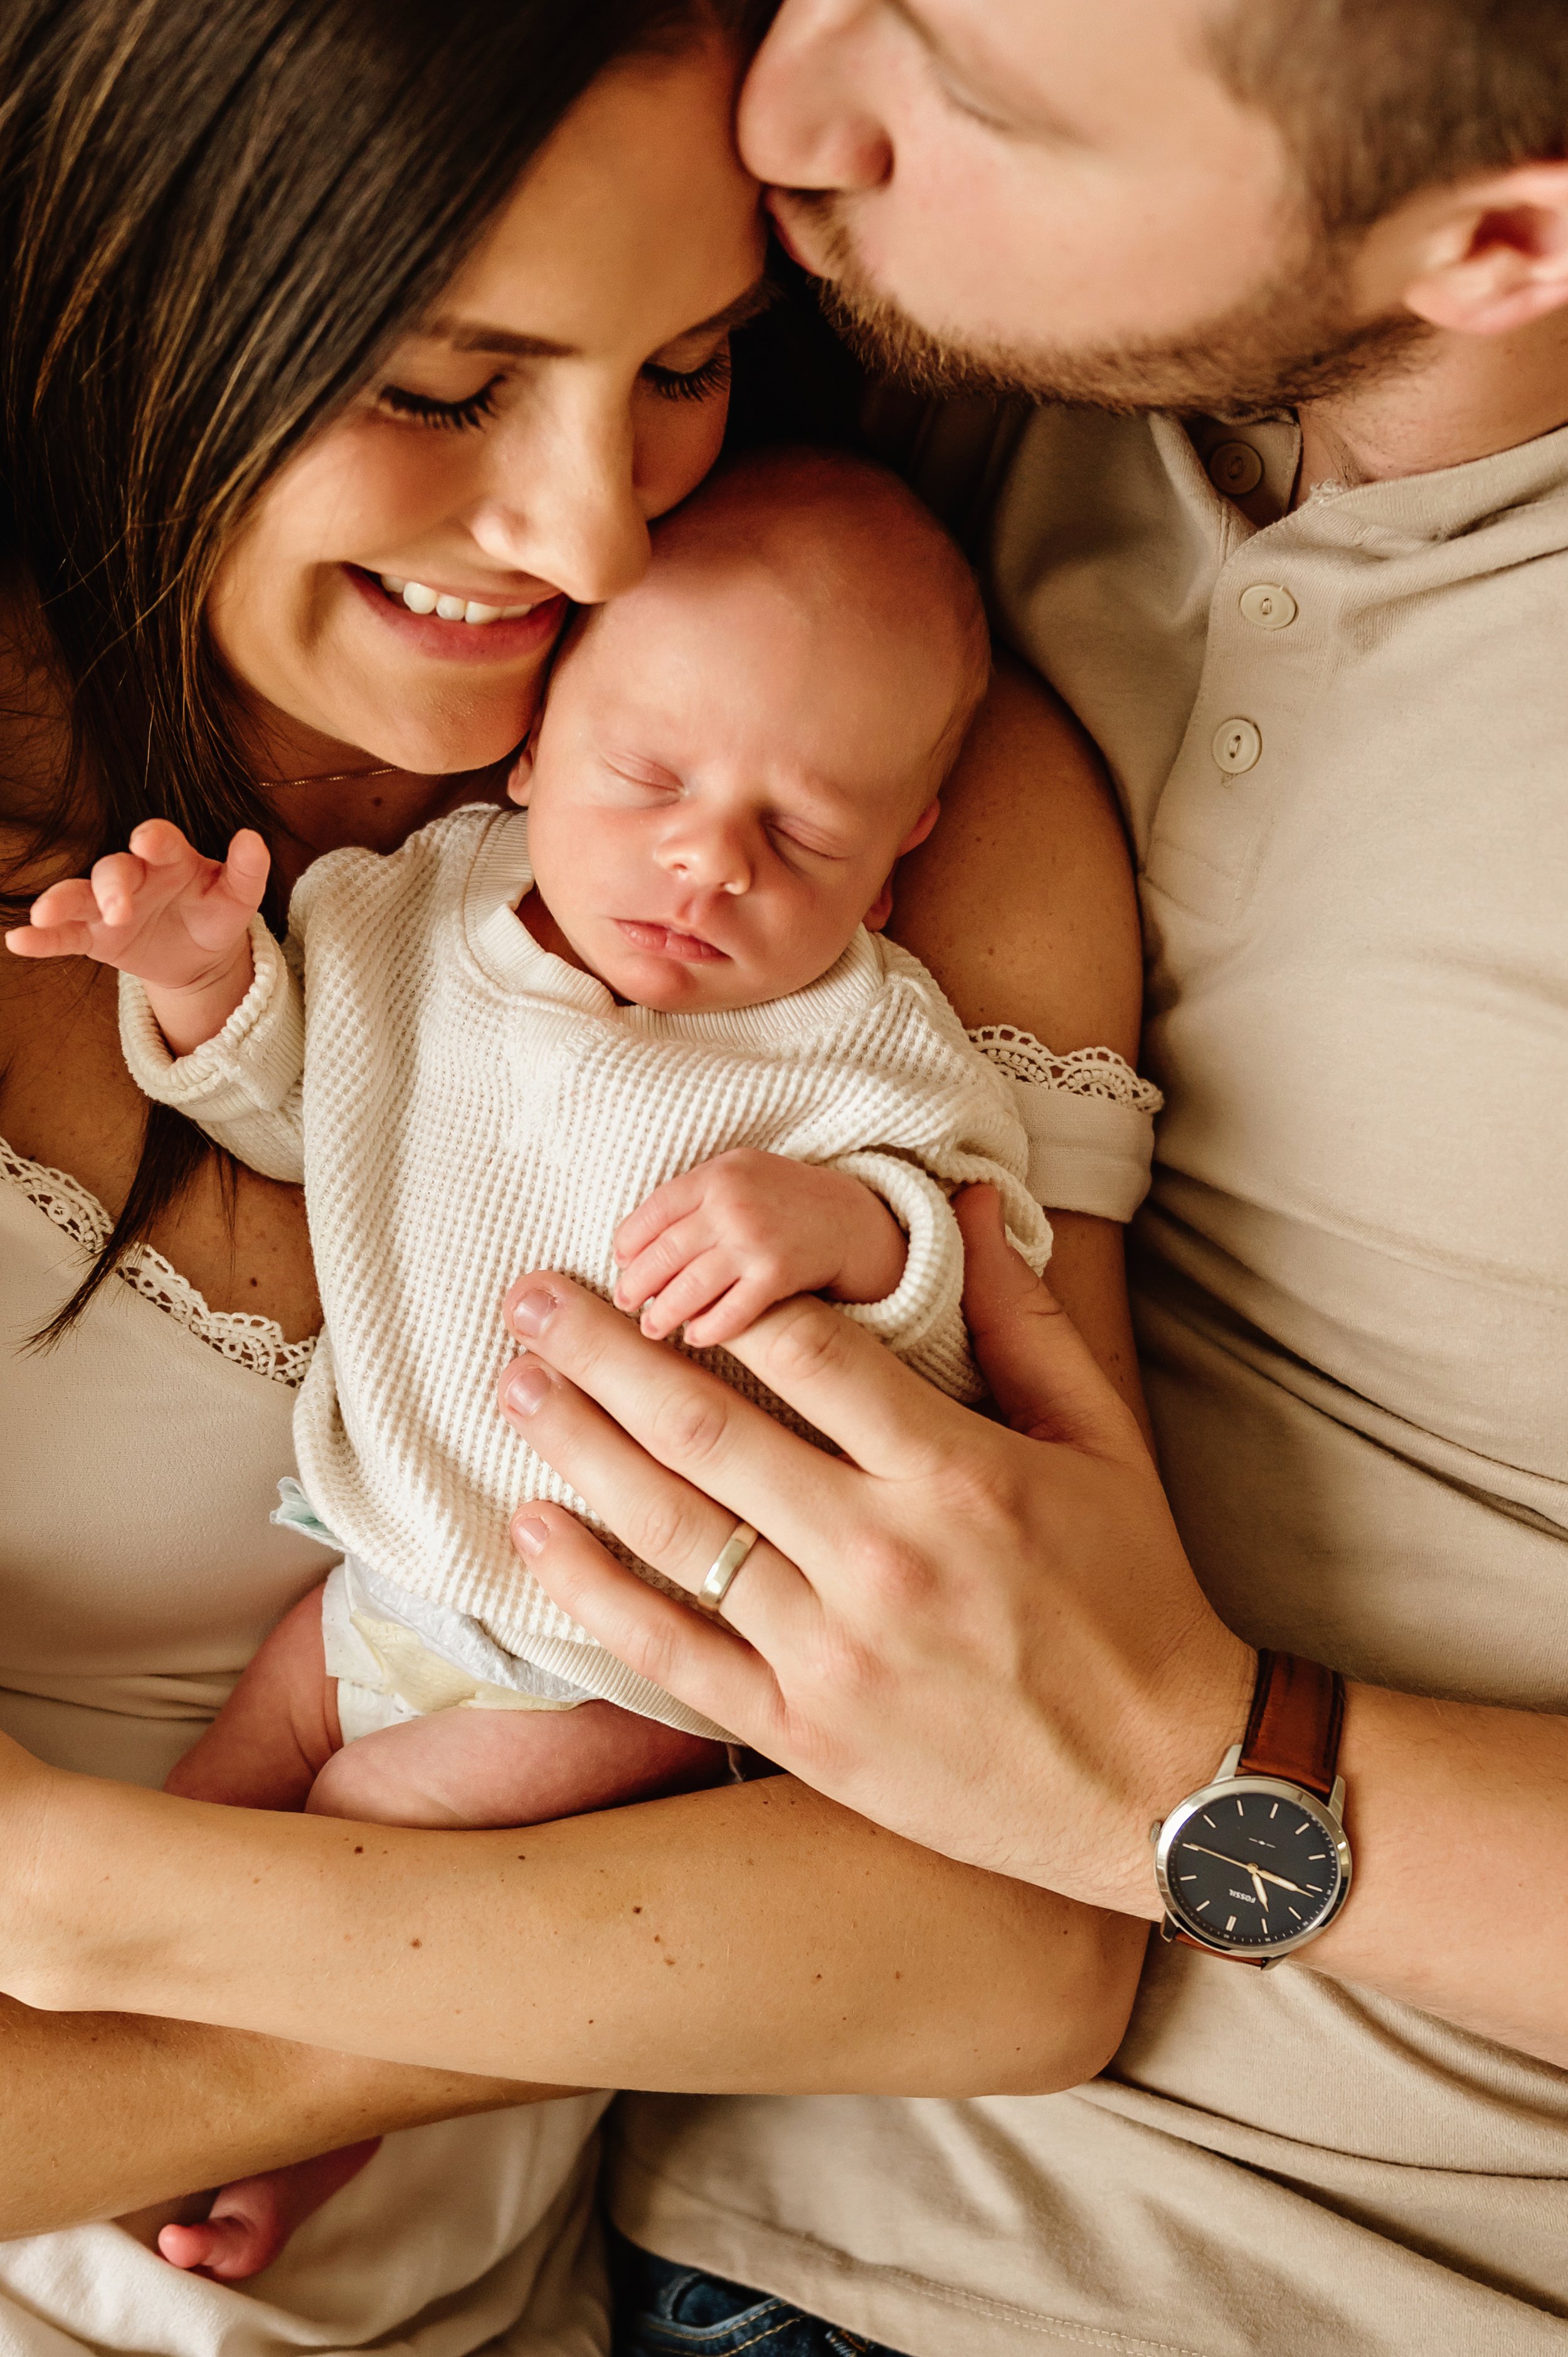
left=1236, top=1649, right=1345, bottom=1799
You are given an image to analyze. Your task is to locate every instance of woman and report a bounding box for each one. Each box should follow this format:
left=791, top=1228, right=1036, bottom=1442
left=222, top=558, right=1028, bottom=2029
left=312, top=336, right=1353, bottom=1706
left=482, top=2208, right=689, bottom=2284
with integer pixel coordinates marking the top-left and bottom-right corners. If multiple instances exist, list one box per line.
left=0, top=0, right=1153, bottom=2351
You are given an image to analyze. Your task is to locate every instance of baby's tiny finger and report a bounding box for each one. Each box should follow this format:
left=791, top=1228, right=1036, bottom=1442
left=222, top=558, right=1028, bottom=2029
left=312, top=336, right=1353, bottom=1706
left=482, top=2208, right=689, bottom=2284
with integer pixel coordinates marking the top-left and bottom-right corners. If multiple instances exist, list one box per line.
left=680, top=1282, right=761, bottom=1349
left=4, top=919, right=92, bottom=960
left=639, top=1249, right=733, bottom=1342
left=613, top=1171, right=702, bottom=1264
left=90, top=851, right=147, bottom=927
left=21, top=876, right=98, bottom=930
left=128, top=817, right=195, bottom=867
left=615, top=1212, right=712, bottom=1314
left=225, top=829, right=272, bottom=905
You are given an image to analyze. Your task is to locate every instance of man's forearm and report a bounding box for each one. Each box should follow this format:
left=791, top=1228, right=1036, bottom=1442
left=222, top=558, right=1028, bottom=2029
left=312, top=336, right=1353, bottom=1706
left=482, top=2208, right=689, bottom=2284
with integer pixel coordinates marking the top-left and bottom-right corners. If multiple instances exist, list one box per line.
left=0, top=1995, right=549, bottom=2238
left=1301, top=1683, right=1568, bottom=2065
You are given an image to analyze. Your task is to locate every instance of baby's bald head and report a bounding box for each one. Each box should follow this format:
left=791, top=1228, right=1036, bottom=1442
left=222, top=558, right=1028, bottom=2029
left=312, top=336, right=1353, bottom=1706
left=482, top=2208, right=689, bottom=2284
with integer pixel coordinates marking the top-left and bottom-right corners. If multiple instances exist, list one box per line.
left=561, top=446, right=990, bottom=807
left=516, top=448, right=992, bottom=1015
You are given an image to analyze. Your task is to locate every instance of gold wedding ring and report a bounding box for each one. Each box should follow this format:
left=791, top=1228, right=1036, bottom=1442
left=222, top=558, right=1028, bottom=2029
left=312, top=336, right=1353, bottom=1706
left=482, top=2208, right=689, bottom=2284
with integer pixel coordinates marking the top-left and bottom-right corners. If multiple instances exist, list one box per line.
left=698, top=1519, right=759, bottom=1612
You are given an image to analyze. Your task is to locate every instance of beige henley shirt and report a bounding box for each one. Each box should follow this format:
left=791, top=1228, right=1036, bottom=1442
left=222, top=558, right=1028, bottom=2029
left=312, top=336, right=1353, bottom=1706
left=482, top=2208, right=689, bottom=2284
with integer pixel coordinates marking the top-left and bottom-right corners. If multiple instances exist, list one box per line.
left=607, top=407, right=1568, bottom=2355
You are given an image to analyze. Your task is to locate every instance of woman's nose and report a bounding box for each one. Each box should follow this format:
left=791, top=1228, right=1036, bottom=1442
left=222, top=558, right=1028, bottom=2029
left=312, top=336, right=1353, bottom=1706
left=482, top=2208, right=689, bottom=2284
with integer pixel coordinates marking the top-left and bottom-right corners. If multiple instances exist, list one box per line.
left=470, top=405, right=651, bottom=608
left=738, top=0, right=894, bottom=194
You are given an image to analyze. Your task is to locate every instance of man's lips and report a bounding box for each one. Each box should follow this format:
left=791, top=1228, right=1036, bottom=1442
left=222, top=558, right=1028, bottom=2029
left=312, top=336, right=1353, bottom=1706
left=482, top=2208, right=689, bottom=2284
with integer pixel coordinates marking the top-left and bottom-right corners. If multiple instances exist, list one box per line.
left=765, top=189, right=820, bottom=275
left=344, top=565, right=566, bottom=665
left=613, top=918, right=729, bottom=964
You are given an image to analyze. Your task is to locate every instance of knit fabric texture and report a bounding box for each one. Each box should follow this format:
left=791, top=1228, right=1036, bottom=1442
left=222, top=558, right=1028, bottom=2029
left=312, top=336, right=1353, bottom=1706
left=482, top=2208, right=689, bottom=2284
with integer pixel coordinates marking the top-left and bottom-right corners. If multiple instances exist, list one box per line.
left=122, top=805, right=1054, bottom=1735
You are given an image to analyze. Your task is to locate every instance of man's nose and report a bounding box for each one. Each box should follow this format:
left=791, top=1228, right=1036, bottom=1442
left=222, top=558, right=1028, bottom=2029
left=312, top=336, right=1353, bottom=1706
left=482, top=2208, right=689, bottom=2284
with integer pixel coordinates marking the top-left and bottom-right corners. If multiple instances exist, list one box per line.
left=738, top=0, right=893, bottom=194
left=469, top=400, right=651, bottom=608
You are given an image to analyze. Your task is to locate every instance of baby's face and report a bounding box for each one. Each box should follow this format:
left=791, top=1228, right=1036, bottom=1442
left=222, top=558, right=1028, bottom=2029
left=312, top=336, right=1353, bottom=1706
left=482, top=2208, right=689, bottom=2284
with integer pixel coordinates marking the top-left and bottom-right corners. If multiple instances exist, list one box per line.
left=512, top=561, right=954, bottom=1014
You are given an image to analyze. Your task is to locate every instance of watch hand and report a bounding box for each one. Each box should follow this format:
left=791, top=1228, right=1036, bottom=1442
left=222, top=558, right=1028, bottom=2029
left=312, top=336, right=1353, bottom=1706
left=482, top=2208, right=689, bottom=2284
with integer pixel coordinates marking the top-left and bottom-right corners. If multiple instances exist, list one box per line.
left=1249, top=1869, right=1269, bottom=1910
left=1184, top=1845, right=1318, bottom=1900
left=1251, top=1865, right=1315, bottom=1897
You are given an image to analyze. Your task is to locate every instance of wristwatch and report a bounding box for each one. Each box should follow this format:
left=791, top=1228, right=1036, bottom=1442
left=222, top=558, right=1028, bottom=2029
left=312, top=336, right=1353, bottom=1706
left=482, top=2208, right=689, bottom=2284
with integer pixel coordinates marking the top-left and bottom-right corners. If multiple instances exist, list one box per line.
left=1152, top=1648, right=1352, bottom=1966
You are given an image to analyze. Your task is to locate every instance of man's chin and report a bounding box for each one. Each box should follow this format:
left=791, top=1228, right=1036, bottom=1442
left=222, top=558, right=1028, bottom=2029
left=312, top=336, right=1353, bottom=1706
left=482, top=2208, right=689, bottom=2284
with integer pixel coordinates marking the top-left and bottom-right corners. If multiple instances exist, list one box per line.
left=776, top=189, right=1430, bottom=420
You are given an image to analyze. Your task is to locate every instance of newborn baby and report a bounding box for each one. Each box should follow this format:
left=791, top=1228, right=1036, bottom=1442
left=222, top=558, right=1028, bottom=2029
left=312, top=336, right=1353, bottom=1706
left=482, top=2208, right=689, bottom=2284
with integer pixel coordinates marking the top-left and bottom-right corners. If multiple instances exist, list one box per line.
left=9, top=448, right=1051, bottom=2276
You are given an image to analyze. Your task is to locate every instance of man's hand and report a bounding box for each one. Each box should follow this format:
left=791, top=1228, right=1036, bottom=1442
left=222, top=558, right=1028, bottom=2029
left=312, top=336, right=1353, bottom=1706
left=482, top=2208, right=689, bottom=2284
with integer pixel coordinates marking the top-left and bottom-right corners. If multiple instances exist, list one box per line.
left=613, top=1150, right=908, bottom=1348
left=5, top=818, right=268, bottom=1054
left=502, top=1185, right=1253, bottom=1915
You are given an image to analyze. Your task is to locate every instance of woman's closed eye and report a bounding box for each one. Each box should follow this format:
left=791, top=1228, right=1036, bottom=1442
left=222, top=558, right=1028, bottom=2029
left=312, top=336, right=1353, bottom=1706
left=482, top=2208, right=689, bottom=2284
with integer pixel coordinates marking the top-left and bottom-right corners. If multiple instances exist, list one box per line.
left=641, top=342, right=733, bottom=405
left=376, top=376, right=504, bottom=432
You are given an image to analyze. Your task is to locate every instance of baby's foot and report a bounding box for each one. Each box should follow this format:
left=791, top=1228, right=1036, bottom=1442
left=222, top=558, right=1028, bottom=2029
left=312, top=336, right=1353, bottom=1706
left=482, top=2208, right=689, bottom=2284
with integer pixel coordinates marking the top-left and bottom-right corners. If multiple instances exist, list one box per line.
left=156, top=2139, right=380, bottom=2281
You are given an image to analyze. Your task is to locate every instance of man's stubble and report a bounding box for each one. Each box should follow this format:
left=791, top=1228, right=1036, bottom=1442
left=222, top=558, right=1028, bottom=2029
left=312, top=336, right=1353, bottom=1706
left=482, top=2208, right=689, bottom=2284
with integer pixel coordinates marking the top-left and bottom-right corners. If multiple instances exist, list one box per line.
left=785, top=191, right=1431, bottom=420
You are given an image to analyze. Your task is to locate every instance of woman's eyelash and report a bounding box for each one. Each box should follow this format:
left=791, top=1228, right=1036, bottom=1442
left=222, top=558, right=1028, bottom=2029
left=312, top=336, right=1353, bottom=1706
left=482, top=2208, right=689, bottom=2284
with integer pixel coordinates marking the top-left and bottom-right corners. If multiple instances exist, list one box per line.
left=376, top=378, right=502, bottom=432
left=642, top=347, right=733, bottom=405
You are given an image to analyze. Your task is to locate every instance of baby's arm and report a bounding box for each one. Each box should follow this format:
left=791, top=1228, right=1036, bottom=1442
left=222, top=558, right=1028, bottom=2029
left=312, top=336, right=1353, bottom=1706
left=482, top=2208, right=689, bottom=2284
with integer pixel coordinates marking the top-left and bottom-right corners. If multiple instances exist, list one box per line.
left=613, top=1150, right=909, bottom=1347
left=4, top=818, right=268, bottom=1053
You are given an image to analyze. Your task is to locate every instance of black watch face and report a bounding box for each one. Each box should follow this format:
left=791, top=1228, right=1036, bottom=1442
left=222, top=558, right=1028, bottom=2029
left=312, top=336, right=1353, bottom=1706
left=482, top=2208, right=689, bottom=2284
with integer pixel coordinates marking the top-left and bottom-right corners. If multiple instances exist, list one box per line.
left=1162, top=1782, right=1347, bottom=1952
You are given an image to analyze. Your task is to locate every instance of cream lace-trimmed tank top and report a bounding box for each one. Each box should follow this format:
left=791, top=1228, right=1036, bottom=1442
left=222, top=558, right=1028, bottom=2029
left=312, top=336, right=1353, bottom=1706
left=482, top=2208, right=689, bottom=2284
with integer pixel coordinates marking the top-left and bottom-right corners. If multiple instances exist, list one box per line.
left=0, top=1136, right=612, bottom=2354
left=0, top=1134, right=325, bottom=1785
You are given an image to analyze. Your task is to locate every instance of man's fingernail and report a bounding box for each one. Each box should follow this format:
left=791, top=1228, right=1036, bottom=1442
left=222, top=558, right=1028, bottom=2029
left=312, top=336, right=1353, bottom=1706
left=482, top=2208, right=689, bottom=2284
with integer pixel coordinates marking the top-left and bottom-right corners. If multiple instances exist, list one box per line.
left=504, top=1360, right=553, bottom=1415
left=510, top=1286, right=559, bottom=1337
left=514, top=1516, right=549, bottom=1555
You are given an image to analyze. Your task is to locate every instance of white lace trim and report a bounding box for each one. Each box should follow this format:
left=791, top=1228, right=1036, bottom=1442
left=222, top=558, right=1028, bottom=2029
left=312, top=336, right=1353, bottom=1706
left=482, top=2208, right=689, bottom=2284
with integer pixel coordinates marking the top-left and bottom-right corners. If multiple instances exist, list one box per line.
left=1, top=1134, right=315, bottom=1390
left=968, top=1027, right=1164, bottom=1115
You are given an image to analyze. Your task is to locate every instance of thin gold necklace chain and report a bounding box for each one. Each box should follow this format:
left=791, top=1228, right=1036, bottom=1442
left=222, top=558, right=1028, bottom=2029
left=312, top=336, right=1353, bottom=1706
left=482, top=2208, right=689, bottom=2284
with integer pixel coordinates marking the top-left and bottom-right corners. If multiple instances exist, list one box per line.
left=258, top=764, right=402, bottom=790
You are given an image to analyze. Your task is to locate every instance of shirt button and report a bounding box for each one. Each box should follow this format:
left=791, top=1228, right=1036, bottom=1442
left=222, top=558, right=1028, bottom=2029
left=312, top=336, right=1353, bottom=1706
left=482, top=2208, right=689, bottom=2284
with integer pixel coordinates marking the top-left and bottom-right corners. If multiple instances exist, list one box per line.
left=1209, top=440, right=1264, bottom=497
left=1239, top=582, right=1298, bottom=630
left=1212, top=718, right=1263, bottom=775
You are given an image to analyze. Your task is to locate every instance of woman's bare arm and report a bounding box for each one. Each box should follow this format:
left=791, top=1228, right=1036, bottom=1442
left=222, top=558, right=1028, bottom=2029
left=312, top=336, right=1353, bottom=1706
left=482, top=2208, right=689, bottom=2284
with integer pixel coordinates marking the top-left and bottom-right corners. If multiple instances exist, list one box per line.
left=0, top=1997, right=551, bottom=2238
left=4, top=1770, right=1143, bottom=2098
left=891, top=652, right=1149, bottom=1431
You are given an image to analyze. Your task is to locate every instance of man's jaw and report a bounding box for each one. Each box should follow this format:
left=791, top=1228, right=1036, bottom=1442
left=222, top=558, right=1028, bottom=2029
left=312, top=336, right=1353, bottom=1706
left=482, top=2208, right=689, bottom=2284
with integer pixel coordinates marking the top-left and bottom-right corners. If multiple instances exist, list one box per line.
left=769, top=186, right=1432, bottom=420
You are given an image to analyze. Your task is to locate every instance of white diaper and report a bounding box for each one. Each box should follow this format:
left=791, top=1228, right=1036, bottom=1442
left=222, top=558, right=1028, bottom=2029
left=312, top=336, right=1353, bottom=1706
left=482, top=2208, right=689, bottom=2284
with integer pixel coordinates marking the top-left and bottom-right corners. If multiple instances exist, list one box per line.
left=320, top=1555, right=597, bottom=1746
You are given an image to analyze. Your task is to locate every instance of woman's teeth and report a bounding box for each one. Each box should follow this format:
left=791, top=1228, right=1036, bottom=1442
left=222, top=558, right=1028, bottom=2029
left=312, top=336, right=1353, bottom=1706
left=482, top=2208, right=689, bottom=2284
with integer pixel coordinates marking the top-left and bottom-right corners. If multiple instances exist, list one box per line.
left=379, top=575, right=537, bottom=625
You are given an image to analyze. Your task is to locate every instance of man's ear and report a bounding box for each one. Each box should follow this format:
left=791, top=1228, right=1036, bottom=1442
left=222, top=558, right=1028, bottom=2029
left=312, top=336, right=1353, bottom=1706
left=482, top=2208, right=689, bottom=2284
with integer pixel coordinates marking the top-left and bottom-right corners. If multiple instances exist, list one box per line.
left=1396, top=161, right=1568, bottom=337
left=864, top=800, right=941, bottom=933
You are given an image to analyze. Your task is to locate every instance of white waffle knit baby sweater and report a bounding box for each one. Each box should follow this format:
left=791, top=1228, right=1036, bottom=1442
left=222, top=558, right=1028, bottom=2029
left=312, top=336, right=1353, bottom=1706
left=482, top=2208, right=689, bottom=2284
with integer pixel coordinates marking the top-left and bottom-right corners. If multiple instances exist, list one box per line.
left=122, top=805, right=1051, bottom=1736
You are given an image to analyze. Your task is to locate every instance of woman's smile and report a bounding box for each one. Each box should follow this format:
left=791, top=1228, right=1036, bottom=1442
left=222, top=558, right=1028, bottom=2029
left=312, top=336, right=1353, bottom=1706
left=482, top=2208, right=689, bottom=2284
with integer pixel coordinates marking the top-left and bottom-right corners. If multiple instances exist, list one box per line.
left=344, top=564, right=568, bottom=666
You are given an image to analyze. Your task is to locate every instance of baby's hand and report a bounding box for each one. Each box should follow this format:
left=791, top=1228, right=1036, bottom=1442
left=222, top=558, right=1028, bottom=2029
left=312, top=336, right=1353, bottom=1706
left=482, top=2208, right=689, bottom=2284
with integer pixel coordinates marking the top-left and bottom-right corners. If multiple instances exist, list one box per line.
left=613, top=1150, right=908, bottom=1347
left=5, top=819, right=269, bottom=1055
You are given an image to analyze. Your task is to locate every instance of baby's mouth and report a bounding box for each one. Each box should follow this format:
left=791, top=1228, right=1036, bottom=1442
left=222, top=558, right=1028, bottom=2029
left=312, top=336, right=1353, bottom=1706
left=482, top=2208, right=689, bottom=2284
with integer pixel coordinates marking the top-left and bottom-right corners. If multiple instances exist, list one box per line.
left=613, top=919, right=729, bottom=964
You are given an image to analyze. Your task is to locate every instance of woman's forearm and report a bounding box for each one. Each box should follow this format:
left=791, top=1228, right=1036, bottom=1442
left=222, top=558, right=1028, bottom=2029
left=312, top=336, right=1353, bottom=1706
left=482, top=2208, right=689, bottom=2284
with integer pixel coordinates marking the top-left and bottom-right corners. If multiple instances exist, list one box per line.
left=0, top=1994, right=549, bottom=2238
left=8, top=1771, right=1143, bottom=2097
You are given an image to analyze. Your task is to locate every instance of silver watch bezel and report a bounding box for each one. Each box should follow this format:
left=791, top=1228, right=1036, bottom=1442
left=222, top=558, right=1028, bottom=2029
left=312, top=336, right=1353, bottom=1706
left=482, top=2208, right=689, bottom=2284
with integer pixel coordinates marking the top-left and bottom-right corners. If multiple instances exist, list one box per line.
left=1153, top=1749, right=1352, bottom=1964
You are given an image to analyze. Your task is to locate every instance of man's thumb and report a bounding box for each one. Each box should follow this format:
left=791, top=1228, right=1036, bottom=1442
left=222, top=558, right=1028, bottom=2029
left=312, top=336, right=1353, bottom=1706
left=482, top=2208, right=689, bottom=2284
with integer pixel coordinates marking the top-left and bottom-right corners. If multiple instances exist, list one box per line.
left=956, top=1185, right=1133, bottom=1455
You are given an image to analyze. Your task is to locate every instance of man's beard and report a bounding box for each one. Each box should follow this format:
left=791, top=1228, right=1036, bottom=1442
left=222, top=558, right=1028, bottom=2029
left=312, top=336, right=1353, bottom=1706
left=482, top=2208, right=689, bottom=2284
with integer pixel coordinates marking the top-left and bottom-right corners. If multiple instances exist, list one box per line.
left=785, top=192, right=1431, bottom=421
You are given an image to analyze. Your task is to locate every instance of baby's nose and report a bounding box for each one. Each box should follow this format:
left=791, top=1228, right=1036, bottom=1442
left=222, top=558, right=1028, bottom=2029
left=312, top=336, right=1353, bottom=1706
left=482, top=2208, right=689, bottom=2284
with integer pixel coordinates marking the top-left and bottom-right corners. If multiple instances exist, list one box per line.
left=662, top=822, right=752, bottom=894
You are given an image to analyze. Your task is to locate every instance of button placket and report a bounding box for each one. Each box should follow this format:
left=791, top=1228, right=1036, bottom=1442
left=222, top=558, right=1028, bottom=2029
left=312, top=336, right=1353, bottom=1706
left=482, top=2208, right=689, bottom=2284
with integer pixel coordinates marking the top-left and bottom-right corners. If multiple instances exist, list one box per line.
left=1143, top=517, right=1338, bottom=925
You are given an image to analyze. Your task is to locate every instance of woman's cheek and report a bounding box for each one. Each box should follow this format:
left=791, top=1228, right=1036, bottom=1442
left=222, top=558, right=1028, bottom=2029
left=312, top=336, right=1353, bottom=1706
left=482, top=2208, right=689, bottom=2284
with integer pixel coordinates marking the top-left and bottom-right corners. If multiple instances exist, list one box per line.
left=635, top=388, right=731, bottom=521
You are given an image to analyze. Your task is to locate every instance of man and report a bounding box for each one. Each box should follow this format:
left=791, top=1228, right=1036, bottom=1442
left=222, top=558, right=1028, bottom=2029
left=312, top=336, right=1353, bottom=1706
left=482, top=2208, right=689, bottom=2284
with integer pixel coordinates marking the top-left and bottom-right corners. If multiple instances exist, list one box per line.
left=498, top=3, right=1568, bottom=2350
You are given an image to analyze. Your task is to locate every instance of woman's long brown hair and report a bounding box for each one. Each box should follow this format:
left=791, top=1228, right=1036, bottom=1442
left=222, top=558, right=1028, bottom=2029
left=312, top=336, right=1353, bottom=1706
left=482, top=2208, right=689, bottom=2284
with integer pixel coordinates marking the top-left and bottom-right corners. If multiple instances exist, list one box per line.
left=0, top=0, right=748, bottom=1337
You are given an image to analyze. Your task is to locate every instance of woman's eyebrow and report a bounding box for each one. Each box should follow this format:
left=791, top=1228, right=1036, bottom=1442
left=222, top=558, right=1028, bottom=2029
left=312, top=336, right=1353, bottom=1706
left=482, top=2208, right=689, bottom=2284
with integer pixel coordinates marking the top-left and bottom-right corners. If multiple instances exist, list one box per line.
left=430, top=277, right=777, bottom=362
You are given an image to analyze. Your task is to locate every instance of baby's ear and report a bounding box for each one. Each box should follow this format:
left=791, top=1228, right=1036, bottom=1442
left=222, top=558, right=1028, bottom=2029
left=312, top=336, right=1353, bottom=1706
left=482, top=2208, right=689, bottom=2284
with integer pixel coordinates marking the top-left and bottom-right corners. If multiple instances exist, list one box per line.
left=899, top=798, right=940, bottom=856
left=505, top=734, right=538, bottom=806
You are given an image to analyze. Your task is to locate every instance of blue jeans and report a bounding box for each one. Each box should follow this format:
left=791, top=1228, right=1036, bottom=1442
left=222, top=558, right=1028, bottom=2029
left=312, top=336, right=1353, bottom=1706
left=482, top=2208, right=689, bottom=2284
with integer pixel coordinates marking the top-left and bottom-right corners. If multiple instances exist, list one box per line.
left=610, top=2232, right=911, bottom=2357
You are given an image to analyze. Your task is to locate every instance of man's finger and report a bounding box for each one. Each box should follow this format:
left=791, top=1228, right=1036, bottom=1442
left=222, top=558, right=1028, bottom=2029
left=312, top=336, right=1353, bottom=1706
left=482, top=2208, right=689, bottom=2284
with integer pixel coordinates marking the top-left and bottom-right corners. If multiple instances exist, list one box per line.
left=501, top=1275, right=863, bottom=1568
left=956, top=1186, right=1139, bottom=1458
left=495, top=1340, right=820, bottom=1651
left=712, top=1287, right=969, bottom=1485
left=511, top=1501, right=787, bottom=1750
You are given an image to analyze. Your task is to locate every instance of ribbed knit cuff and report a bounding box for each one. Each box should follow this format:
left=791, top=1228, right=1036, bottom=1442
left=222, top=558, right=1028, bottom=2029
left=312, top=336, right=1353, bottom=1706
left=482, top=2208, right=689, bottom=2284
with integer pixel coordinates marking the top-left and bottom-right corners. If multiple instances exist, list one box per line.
left=119, top=914, right=305, bottom=1122
left=829, top=1151, right=965, bottom=1357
